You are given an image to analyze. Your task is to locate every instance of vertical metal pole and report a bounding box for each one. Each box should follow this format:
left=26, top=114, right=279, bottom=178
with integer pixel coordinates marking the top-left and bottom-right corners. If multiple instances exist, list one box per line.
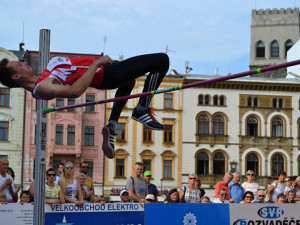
left=33, top=29, right=50, bottom=225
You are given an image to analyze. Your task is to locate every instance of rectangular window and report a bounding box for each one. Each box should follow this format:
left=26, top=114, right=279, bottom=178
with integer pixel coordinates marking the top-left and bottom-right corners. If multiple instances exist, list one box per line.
left=0, top=88, right=10, bottom=107
left=164, top=93, right=173, bottom=109
left=116, top=123, right=126, bottom=141
left=143, top=126, right=152, bottom=142
left=164, top=125, right=173, bottom=143
left=86, top=95, right=95, bottom=112
left=143, top=159, right=151, bottom=173
left=116, top=159, right=125, bottom=177
left=163, top=160, right=172, bottom=179
left=67, top=125, right=75, bottom=145
left=56, top=98, right=64, bottom=107
left=86, top=161, right=94, bottom=178
left=0, top=121, right=9, bottom=141
left=67, top=98, right=75, bottom=112
left=55, top=125, right=63, bottom=145
left=84, top=127, right=94, bottom=146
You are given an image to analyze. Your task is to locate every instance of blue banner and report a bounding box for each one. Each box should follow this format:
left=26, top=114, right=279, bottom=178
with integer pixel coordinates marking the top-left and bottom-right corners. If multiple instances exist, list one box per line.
left=145, top=203, right=230, bottom=225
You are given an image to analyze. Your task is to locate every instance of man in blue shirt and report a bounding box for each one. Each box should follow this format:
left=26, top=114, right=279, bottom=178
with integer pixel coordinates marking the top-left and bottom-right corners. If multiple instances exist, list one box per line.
left=144, top=171, right=158, bottom=202
left=228, top=172, right=245, bottom=203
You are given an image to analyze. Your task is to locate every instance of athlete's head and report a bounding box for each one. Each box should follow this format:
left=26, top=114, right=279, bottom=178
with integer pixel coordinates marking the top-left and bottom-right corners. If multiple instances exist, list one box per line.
left=0, top=58, right=20, bottom=88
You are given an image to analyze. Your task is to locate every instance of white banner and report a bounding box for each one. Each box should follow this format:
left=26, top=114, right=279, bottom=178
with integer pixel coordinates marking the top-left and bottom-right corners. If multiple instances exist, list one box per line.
left=0, top=203, right=33, bottom=225
left=230, top=204, right=300, bottom=225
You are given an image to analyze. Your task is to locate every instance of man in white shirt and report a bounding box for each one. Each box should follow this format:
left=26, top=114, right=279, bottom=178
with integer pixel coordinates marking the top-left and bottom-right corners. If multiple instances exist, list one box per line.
left=213, top=188, right=230, bottom=203
left=0, top=158, right=17, bottom=202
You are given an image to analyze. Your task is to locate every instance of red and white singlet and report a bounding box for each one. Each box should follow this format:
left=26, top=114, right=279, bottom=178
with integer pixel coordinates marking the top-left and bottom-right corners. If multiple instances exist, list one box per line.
left=32, top=56, right=104, bottom=99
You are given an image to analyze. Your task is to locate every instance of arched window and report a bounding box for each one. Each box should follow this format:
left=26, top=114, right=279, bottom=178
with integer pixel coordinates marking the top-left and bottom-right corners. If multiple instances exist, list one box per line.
left=272, top=117, right=283, bottom=137
left=220, top=96, right=225, bottom=106
left=271, top=41, right=279, bottom=57
left=247, top=116, right=258, bottom=136
left=213, top=116, right=224, bottom=135
left=247, top=97, right=252, bottom=107
left=253, top=97, right=258, bottom=107
left=213, top=152, right=225, bottom=175
left=205, top=95, right=210, bottom=105
left=273, top=98, right=277, bottom=108
left=272, top=154, right=284, bottom=176
left=213, top=95, right=218, bottom=106
left=247, top=153, right=259, bottom=175
left=196, top=152, right=209, bottom=175
left=256, top=41, right=265, bottom=58
left=198, top=115, right=209, bottom=135
left=285, top=40, right=293, bottom=56
left=278, top=99, right=283, bottom=108
left=198, top=95, right=203, bottom=105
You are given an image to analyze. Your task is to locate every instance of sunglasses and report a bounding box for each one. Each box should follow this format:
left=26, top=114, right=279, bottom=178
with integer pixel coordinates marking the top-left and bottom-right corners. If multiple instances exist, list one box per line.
left=47, top=174, right=56, bottom=177
left=220, top=194, right=226, bottom=196
left=189, top=178, right=197, bottom=180
left=66, top=166, right=74, bottom=169
left=82, top=166, right=89, bottom=169
left=284, top=180, right=290, bottom=182
left=258, top=195, right=265, bottom=197
left=247, top=174, right=254, bottom=176
left=246, top=196, right=254, bottom=199
left=146, top=175, right=151, bottom=178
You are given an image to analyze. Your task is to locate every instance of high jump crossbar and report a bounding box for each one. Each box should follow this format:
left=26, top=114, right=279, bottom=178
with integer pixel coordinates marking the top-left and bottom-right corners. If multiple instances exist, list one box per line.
left=43, top=59, right=300, bottom=113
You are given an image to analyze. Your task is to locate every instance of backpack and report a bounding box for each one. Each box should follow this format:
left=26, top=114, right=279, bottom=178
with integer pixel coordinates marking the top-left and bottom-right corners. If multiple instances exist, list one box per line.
left=181, top=186, right=187, bottom=203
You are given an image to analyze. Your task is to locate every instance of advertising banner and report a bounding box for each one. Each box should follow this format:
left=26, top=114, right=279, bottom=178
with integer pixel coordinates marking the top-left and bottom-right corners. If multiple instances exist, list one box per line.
left=0, top=203, right=33, bottom=225
left=145, top=203, right=230, bottom=225
left=230, top=204, right=300, bottom=225
left=45, top=203, right=145, bottom=225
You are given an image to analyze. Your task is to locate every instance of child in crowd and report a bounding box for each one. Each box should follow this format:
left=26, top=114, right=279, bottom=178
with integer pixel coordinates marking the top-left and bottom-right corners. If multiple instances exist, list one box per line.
left=20, top=190, right=31, bottom=204
left=0, top=191, right=7, bottom=204
left=90, top=195, right=101, bottom=203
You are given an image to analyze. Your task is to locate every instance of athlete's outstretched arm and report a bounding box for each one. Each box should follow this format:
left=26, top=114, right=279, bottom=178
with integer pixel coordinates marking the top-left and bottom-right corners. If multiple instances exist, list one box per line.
left=36, top=56, right=113, bottom=99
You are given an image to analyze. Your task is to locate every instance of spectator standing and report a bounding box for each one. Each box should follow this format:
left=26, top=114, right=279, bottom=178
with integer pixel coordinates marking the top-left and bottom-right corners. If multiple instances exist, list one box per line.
left=165, top=188, right=179, bottom=203
left=253, top=190, right=266, bottom=203
left=196, top=177, right=205, bottom=198
left=284, top=177, right=293, bottom=196
left=54, top=163, right=64, bottom=185
left=145, top=194, right=155, bottom=203
left=212, top=188, right=230, bottom=203
left=120, top=190, right=130, bottom=203
left=179, top=174, right=201, bottom=203
left=144, top=171, right=158, bottom=202
left=58, top=161, right=84, bottom=206
left=126, top=162, right=148, bottom=203
left=293, top=176, right=300, bottom=202
left=240, top=191, right=254, bottom=204
left=267, top=171, right=286, bottom=203
left=77, top=174, right=92, bottom=201
left=45, top=168, right=65, bottom=204
left=241, top=170, right=259, bottom=201
left=277, top=193, right=286, bottom=203
left=228, top=172, right=245, bottom=203
left=7, top=167, right=21, bottom=198
left=215, top=172, right=233, bottom=201
left=0, top=158, right=17, bottom=202
left=79, top=162, right=94, bottom=195
left=285, top=190, right=296, bottom=203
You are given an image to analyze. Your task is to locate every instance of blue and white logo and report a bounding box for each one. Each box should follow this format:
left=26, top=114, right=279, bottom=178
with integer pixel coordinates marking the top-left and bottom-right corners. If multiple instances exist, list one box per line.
left=233, top=219, right=247, bottom=225
left=258, top=207, right=284, bottom=219
left=55, top=215, right=73, bottom=225
left=183, top=213, right=197, bottom=225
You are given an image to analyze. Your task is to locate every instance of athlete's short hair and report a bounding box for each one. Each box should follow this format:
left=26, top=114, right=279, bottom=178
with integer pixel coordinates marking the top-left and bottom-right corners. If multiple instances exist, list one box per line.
left=0, top=58, right=20, bottom=88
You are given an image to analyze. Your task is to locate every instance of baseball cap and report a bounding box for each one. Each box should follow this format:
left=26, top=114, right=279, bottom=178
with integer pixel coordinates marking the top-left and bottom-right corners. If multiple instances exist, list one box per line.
left=120, top=190, right=129, bottom=196
left=144, top=171, right=152, bottom=176
left=145, top=194, right=155, bottom=201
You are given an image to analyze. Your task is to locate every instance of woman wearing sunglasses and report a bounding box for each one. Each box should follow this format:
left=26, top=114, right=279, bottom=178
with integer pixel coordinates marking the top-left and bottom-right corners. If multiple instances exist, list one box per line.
left=241, top=170, right=259, bottom=201
left=45, top=168, right=65, bottom=204
left=58, top=161, right=84, bottom=206
left=179, top=174, right=201, bottom=203
left=240, top=191, right=254, bottom=204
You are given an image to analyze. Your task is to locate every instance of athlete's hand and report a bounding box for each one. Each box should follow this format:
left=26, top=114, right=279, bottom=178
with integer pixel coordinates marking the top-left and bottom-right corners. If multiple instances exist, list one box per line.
left=93, top=55, right=113, bottom=66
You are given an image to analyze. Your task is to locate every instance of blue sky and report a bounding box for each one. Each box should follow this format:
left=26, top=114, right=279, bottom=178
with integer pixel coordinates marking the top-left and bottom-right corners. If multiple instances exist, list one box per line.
left=1, top=0, right=299, bottom=75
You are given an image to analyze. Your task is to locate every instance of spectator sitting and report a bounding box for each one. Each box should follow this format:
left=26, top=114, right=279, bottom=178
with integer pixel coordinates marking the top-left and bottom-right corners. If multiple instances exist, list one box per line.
left=284, top=177, right=293, bottom=196
left=179, top=174, right=201, bottom=203
left=242, top=170, right=259, bottom=201
left=201, top=196, right=211, bottom=203
left=0, top=191, right=7, bottom=204
left=20, top=190, right=31, bottom=204
left=144, top=171, right=158, bottom=202
left=0, top=158, right=18, bottom=203
left=126, top=162, right=148, bottom=203
left=277, top=193, right=286, bottom=203
left=81, top=188, right=88, bottom=203
left=54, top=163, right=64, bottom=185
left=7, top=167, right=21, bottom=200
left=77, top=174, right=91, bottom=201
left=240, top=191, right=254, bottom=204
left=267, top=171, right=286, bottom=203
left=90, top=195, right=101, bottom=203
left=253, top=190, right=266, bottom=203
left=145, top=194, right=155, bottom=203
left=215, top=172, right=233, bottom=201
left=165, top=188, right=179, bottom=203
left=285, top=190, right=296, bottom=203
left=58, top=161, right=84, bottom=206
left=120, top=190, right=130, bottom=203
left=196, top=177, right=205, bottom=198
left=229, top=172, right=245, bottom=203
left=212, top=188, right=230, bottom=203
left=45, top=168, right=65, bottom=204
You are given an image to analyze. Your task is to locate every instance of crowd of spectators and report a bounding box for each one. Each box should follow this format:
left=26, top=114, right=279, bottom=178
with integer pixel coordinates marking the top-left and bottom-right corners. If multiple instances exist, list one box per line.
left=0, top=159, right=299, bottom=205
